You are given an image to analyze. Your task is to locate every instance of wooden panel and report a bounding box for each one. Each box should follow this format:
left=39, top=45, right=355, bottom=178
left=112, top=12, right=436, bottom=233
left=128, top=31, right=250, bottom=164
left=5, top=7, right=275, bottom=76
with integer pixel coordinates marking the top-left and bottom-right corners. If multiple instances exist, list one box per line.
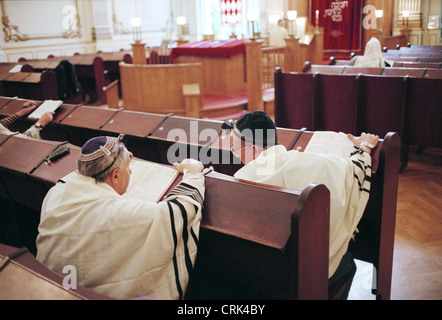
left=175, top=54, right=246, bottom=95
left=120, top=62, right=203, bottom=115
left=0, top=98, right=34, bottom=116
left=60, top=105, right=117, bottom=130
left=100, top=110, right=166, bottom=138
left=0, top=135, right=58, bottom=174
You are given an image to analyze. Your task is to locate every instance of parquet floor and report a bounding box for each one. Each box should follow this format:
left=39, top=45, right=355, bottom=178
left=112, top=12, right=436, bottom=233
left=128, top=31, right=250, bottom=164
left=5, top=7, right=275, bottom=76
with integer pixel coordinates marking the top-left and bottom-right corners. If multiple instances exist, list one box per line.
left=349, top=146, right=442, bottom=300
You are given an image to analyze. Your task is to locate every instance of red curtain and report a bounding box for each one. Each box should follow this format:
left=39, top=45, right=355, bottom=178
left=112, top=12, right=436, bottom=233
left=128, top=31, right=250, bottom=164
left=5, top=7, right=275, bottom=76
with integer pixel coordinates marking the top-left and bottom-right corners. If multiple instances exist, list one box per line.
left=310, top=0, right=363, bottom=52
left=220, top=0, right=242, bottom=24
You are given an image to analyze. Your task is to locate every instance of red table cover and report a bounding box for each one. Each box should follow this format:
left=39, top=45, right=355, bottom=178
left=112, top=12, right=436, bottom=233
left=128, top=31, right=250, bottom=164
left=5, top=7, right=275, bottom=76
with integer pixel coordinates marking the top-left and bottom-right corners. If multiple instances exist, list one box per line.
left=171, top=40, right=246, bottom=60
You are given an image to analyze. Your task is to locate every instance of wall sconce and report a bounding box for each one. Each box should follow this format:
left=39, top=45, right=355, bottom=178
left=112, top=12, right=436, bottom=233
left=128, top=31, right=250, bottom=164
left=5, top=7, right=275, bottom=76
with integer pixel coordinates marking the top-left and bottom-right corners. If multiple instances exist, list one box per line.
left=176, top=16, right=187, bottom=40
left=247, top=11, right=259, bottom=39
left=131, top=17, right=142, bottom=43
left=287, top=10, right=297, bottom=37
left=375, top=10, right=383, bottom=31
left=402, top=10, right=410, bottom=29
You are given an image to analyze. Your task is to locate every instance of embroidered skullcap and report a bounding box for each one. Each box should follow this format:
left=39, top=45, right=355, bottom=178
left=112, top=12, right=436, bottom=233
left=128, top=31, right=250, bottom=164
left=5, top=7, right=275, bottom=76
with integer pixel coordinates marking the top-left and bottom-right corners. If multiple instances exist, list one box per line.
left=78, top=136, right=119, bottom=162
left=77, top=135, right=125, bottom=179
left=231, top=111, right=278, bottom=147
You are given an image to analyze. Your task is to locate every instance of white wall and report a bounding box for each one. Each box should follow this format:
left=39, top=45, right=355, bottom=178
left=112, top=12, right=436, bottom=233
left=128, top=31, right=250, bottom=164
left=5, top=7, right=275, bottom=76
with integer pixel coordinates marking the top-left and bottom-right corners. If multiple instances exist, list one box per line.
left=0, top=0, right=172, bottom=62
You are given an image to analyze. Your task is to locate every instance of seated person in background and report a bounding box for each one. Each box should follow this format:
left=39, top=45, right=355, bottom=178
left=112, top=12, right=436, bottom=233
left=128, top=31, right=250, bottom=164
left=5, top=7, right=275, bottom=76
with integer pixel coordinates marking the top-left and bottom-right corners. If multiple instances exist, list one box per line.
left=228, top=111, right=379, bottom=299
left=36, top=135, right=206, bottom=300
left=0, top=100, right=54, bottom=138
left=350, top=37, right=392, bottom=67
left=269, top=19, right=289, bottom=47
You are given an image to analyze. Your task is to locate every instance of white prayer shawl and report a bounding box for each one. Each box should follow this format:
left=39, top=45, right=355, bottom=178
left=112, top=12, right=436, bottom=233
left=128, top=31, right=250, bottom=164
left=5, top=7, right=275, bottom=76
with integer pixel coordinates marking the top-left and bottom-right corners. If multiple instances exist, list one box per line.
left=36, top=171, right=205, bottom=300
left=350, top=37, right=391, bottom=68
left=234, top=144, right=372, bottom=278
left=269, top=26, right=289, bottom=47
left=0, top=123, right=41, bottom=139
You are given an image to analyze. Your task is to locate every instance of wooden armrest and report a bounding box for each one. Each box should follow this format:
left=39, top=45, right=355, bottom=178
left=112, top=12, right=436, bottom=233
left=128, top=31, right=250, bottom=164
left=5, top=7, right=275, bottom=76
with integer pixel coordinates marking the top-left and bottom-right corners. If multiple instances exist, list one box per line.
left=182, top=83, right=201, bottom=118
left=182, top=83, right=201, bottom=96
left=103, top=79, right=119, bottom=92
left=103, top=80, right=119, bottom=109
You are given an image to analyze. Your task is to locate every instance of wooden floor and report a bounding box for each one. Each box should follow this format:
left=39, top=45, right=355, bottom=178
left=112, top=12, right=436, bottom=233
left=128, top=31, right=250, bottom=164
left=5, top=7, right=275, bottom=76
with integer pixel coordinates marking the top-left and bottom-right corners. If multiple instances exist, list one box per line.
left=349, top=146, right=442, bottom=300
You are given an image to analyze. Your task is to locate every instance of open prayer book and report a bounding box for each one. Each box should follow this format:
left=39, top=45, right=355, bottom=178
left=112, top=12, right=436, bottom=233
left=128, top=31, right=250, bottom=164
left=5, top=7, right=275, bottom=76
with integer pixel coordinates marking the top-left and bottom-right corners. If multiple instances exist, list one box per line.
left=28, top=100, right=63, bottom=120
left=123, top=159, right=180, bottom=203
left=304, top=131, right=354, bottom=157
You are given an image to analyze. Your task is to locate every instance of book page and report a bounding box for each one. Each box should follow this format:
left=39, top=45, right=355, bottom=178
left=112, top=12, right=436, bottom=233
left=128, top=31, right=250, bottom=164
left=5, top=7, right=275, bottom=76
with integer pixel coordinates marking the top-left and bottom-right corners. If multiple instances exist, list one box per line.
left=28, top=100, right=63, bottom=120
left=124, top=159, right=179, bottom=203
left=304, top=131, right=353, bottom=157
left=9, top=65, right=22, bottom=73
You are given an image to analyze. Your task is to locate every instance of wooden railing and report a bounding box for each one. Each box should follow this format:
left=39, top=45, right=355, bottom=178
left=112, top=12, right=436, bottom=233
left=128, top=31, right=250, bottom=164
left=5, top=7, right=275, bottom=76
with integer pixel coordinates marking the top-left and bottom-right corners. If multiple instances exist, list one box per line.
left=262, top=46, right=285, bottom=90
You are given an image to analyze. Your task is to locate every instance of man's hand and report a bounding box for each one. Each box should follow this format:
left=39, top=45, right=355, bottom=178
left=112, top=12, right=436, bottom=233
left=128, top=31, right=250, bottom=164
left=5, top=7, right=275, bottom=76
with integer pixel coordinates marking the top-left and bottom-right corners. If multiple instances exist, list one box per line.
left=15, top=101, right=37, bottom=118
left=348, top=133, right=379, bottom=154
left=174, top=158, right=204, bottom=174
left=37, top=112, right=55, bottom=128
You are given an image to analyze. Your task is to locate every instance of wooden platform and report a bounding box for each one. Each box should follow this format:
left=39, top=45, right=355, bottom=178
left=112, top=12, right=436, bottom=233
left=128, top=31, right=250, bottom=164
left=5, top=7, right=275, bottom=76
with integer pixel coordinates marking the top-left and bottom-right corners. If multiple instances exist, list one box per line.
left=200, top=91, right=248, bottom=120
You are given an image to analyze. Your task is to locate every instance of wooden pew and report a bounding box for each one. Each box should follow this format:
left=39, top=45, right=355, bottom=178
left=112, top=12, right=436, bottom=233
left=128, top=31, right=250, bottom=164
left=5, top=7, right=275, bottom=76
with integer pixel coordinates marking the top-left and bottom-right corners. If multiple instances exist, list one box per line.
left=0, top=70, right=58, bottom=101
left=0, top=100, right=401, bottom=299
left=0, top=243, right=114, bottom=300
left=380, top=67, right=426, bottom=78
left=289, top=67, right=440, bottom=150
left=315, top=73, right=360, bottom=134
left=405, top=77, right=442, bottom=149
left=392, top=61, right=442, bottom=69
left=70, top=55, right=107, bottom=105
left=0, top=133, right=331, bottom=300
left=10, top=52, right=125, bottom=105
left=423, top=69, right=442, bottom=79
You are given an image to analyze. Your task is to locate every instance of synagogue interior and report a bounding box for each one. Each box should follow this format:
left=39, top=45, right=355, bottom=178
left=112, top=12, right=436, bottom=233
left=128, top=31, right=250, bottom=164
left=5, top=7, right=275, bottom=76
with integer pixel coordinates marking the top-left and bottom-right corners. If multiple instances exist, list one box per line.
left=0, top=0, right=441, bottom=301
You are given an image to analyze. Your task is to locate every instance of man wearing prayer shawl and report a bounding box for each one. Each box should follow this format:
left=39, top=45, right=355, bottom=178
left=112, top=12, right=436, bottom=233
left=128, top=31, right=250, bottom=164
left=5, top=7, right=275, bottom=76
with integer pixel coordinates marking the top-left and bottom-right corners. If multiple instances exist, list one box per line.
left=36, top=135, right=206, bottom=300
left=228, top=111, right=379, bottom=299
left=0, top=100, right=54, bottom=138
left=350, top=37, right=392, bottom=68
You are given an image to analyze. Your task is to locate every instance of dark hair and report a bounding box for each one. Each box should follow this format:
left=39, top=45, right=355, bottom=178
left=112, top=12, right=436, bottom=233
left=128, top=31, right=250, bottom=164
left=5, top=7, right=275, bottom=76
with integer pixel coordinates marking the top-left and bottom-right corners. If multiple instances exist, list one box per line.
left=232, top=111, right=278, bottom=148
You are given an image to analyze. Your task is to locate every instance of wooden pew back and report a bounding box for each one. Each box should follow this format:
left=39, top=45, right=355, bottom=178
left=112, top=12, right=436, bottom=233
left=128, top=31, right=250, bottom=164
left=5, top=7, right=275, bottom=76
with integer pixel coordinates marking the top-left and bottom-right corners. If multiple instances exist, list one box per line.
left=278, top=69, right=441, bottom=150
left=0, top=68, right=58, bottom=101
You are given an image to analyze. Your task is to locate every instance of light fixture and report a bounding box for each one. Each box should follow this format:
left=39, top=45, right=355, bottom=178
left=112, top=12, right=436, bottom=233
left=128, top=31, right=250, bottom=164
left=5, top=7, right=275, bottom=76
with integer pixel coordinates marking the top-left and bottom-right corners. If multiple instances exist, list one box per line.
left=375, top=10, right=384, bottom=31
left=176, top=16, right=187, bottom=26
left=131, top=17, right=142, bottom=43
left=287, top=10, right=297, bottom=37
left=247, top=11, right=259, bottom=39
left=176, top=16, right=187, bottom=40
left=402, top=10, right=410, bottom=29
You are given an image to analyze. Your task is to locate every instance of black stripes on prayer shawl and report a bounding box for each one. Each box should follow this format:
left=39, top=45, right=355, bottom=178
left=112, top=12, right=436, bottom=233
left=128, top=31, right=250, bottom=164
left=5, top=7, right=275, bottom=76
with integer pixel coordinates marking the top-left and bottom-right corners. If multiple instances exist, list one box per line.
left=166, top=182, right=204, bottom=204
left=166, top=182, right=203, bottom=300
left=351, top=158, right=371, bottom=193
left=0, top=114, right=19, bottom=129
